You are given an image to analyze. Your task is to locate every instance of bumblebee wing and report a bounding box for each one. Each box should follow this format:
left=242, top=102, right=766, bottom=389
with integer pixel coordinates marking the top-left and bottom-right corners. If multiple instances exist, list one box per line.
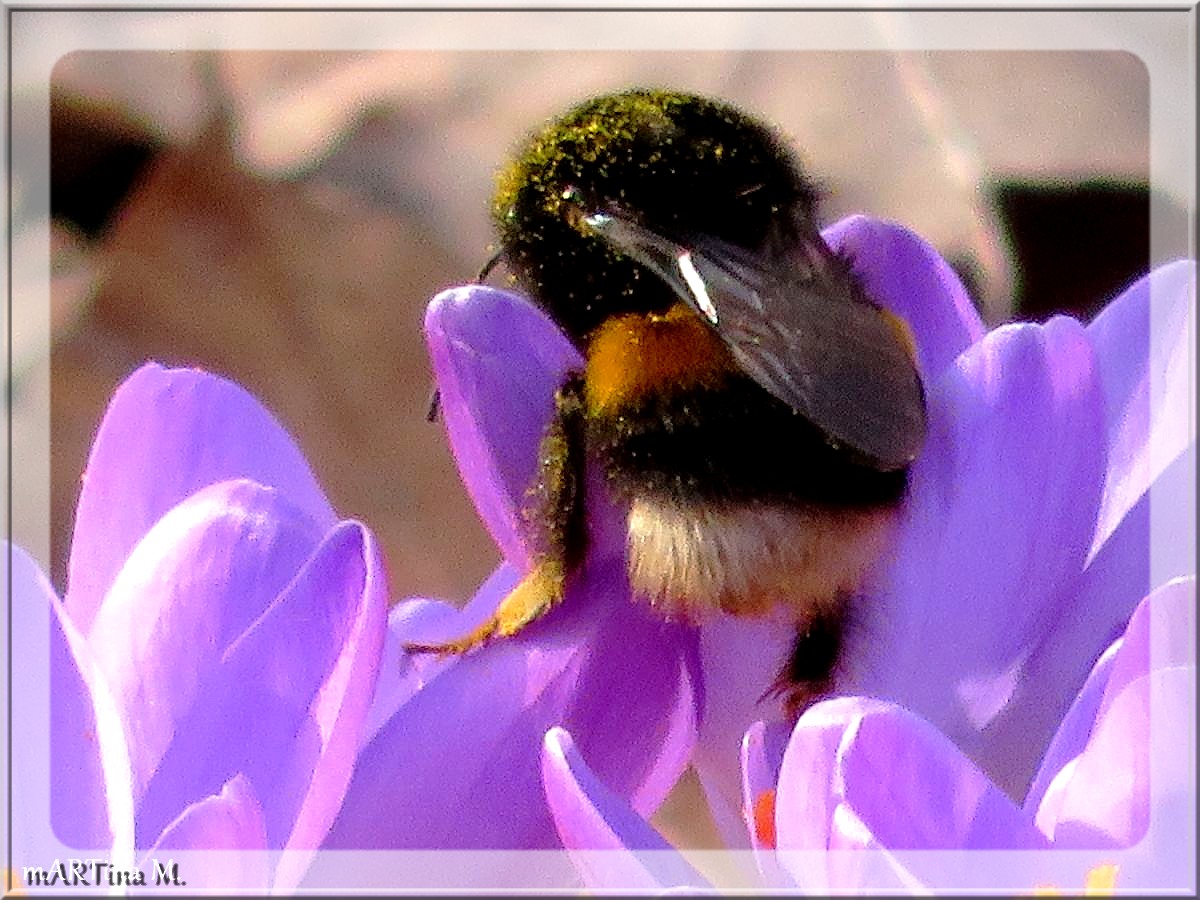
left=584, top=210, right=927, bottom=471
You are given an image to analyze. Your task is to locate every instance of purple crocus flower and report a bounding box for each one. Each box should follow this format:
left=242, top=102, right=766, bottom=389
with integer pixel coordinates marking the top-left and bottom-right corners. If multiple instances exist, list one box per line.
left=12, top=364, right=388, bottom=892
left=329, top=214, right=1193, bottom=892
left=540, top=575, right=1194, bottom=893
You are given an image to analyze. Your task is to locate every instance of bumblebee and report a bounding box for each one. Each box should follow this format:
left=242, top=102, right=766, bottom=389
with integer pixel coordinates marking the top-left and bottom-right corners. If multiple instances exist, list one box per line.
left=408, top=89, right=927, bottom=712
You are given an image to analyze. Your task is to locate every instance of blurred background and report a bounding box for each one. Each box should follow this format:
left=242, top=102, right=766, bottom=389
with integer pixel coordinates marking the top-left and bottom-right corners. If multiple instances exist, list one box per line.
left=22, top=49, right=1171, bottom=611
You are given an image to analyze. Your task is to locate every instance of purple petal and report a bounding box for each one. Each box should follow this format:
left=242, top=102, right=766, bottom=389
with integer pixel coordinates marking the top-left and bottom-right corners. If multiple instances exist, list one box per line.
left=67, top=363, right=337, bottom=632
left=1031, top=577, right=1194, bottom=847
left=1086, top=260, right=1195, bottom=559
left=9, top=544, right=134, bottom=860
left=426, top=286, right=583, bottom=567
left=740, top=720, right=792, bottom=887
left=361, top=564, right=524, bottom=745
left=823, top=215, right=986, bottom=382
left=85, top=479, right=324, bottom=829
left=324, top=558, right=698, bottom=850
left=838, top=708, right=1050, bottom=850
left=272, top=522, right=388, bottom=892
left=983, top=440, right=1194, bottom=801
left=690, top=616, right=794, bottom=850
left=776, top=697, right=1048, bottom=892
left=154, top=520, right=383, bottom=853
left=840, top=316, right=1106, bottom=795
left=1036, top=668, right=1177, bottom=849
left=541, top=727, right=709, bottom=891
left=770, top=698, right=931, bottom=893
left=146, top=775, right=270, bottom=890
left=1012, top=264, right=1197, bottom=783
left=740, top=720, right=790, bottom=850
left=86, top=482, right=383, bottom=853
left=149, top=774, right=267, bottom=848
left=774, top=697, right=892, bottom=852
left=1023, top=636, right=1123, bottom=816
left=1024, top=575, right=1192, bottom=815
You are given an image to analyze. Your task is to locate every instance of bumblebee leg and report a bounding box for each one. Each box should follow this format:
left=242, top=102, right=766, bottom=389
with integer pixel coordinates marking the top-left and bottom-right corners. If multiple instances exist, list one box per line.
left=403, top=374, right=589, bottom=657
left=402, top=561, right=567, bottom=655
left=763, top=605, right=845, bottom=719
left=880, top=308, right=919, bottom=364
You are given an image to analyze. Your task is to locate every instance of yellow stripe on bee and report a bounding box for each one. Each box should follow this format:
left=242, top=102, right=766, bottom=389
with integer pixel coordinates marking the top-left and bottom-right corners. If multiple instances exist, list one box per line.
left=585, top=303, right=733, bottom=414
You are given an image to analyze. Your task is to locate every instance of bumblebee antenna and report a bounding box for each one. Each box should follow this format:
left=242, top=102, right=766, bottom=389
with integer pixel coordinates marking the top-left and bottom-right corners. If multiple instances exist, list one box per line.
left=477, top=247, right=505, bottom=283
left=427, top=249, right=506, bottom=424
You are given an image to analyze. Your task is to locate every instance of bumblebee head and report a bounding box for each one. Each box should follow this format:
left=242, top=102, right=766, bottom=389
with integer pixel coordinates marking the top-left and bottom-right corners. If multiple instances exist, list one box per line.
left=491, top=89, right=819, bottom=347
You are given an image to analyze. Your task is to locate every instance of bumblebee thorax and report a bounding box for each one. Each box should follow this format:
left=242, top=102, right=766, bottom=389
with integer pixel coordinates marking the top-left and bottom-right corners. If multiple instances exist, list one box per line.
left=492, top=89, right=817, bottom=344
left=584, top=303, right=733, bottom=415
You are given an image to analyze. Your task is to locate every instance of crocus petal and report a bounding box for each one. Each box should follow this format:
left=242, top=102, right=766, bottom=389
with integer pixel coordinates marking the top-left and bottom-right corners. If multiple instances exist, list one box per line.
left=85, top=479, right=325, bottom=831
left=1086, top=260, right=1195, bottom=559
left=325, top=558, right=698, bottom=851
left=1032, top=577, right=1194, bottom=847
left=146, top=774, right=270, bottom=891
left=1027, top=576, right=1193, bottom=815
left=149, top=774, right=267, bottom=850
left=426, top=285, right=583, bottom=568
left=541, top=727, right=710, bottom=892
left=39, top=564, right=110, bottom=850
left=776, top=697, right=1049, bottom=893
left=982, top=440, right=1195, bottom=801
left=1039, top=666, right=1189, bottom=849
left=271, top=522, right=388, bottom=893
left=1023, top=636, right=1123, bottom=815
left=362, top=563, right=527, bottom=748
left=772, top=698, right=937, bottom=893
left=690, top=616, right=794, bottom=851
left=838, top=706, right=1050, bottom=850
left=823, top=215, right=986, bottom=382
left=840, top=315, right=1106, bottom=796
left=67, top=363, right=337, bottom=632
left=86, top=481, right=385, bottom=856
left=8, top=543, right=133, bottom=863
left=154, top=520, right=383, bottom=853
left=739, top=721, right=788, bottom=848
left=739, top=720, right=792, bottom=887
left=775, top=696, right=892, bottom=852
left=983, top=265, right=1197, bottom=792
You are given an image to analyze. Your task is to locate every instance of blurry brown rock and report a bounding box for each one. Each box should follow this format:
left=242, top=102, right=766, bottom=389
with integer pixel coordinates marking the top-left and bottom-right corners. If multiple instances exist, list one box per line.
left=50, top=103, right=499, bottom=605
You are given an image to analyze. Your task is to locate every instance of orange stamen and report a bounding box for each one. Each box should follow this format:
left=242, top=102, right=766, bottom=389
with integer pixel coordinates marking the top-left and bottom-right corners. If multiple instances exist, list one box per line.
left=751, top=788, right=777, bottom=849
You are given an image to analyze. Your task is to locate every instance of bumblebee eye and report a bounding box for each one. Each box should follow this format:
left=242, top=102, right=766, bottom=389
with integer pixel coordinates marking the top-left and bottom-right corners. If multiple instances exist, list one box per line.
left=560, top=186, right=593, bottom=232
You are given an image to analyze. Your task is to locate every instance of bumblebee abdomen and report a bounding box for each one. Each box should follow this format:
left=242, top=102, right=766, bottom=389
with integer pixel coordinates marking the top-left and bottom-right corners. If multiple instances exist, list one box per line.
left=583, top=368, right=909, bottom=622
left=588, top=375, right=909, bottom=509
left=625, top=495, right=897, bottom=621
